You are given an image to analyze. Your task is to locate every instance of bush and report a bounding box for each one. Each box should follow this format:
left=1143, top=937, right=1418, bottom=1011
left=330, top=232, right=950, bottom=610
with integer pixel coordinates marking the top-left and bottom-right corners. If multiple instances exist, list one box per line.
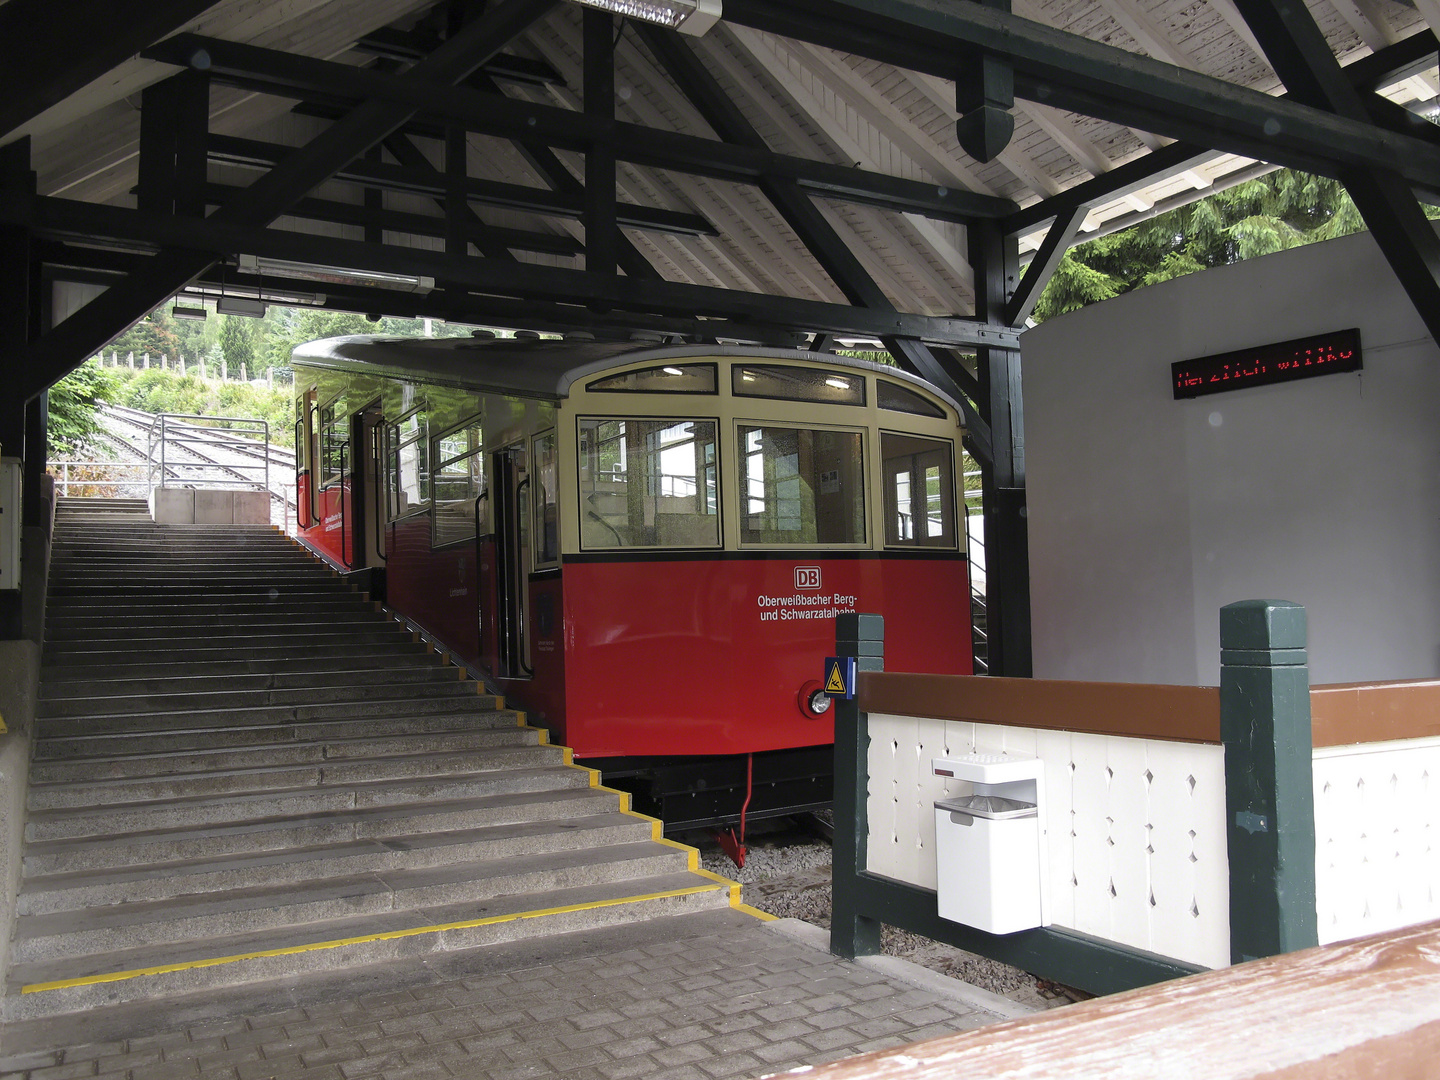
left=110, top=368, right=295, bottom=448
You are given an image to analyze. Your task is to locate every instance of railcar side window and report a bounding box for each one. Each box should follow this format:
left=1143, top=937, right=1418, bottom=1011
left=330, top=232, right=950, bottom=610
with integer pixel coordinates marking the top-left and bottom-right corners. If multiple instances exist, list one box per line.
left=432, top=418, right=484, bottom=548
left=586, top=364, right=717, bottom=394
left=577, top=418, right=719, bottom=549
left=739, top=426, right=865, bottom=545
left=733, top=364, right=866, bottom=406
left=320, top=397, right=347, bottom=487
left=387, top=407, right=429, bottom=520
left=882, top=433, right=956, bottom=547
left=533, top=432, right=559, bottom=565
left=877, top=379, right=947, bottom=418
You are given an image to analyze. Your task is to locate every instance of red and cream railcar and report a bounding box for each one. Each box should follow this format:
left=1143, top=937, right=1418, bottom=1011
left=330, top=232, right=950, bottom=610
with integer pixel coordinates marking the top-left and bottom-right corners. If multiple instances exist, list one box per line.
left=293, top=335, right=972, bottom=826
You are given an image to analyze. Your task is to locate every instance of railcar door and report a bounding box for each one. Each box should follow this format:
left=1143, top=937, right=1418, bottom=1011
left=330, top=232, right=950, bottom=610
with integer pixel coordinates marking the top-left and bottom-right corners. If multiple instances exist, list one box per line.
left=492, top=442, right=533, bottom=678
left=348, top=402, right=386, bottom=570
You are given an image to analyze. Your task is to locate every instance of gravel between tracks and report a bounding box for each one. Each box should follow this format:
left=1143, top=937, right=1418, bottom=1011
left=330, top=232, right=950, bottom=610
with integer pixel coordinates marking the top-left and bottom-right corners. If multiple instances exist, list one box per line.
left=691, top=821, right=1080, bottom=1011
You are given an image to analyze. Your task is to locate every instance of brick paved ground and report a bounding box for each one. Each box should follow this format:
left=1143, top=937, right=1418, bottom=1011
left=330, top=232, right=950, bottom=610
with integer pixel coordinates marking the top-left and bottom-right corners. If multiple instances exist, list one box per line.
left=0, top=910, right=1031, bottom=1080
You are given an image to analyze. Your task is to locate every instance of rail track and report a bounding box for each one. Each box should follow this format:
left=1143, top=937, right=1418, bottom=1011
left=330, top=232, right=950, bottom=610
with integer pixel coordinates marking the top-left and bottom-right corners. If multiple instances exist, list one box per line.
left=97, top=403, right=298, bottom=521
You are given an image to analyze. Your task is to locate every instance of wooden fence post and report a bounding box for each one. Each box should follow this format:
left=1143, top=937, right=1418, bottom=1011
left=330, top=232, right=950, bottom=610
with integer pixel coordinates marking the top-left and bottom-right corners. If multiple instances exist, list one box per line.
left=1219, top=599, right=1317, bottom=963
left=831, top=612, right=884, bottom=959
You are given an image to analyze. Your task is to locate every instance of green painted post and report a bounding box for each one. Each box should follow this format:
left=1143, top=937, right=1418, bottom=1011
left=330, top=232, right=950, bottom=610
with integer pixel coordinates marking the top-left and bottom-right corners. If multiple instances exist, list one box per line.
left=1219, top=599, right=1318, bottom=963
left=830, top=612, right=884, bottom=959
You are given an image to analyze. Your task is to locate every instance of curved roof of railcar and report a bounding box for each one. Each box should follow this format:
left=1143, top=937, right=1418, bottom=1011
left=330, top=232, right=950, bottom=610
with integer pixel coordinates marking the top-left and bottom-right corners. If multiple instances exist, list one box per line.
left=292, top=335, right=964, bottom=417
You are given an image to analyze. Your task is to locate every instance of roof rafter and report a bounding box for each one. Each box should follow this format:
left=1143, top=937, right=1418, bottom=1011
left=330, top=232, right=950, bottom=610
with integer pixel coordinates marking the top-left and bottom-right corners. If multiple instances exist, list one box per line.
left=17, top=0, right=562, bottom=402
left=141, top=30, right=1016, bottom=221
left=722, top=0, right=1440, bottom=190
left=0, top=0, right=218, bottom=140
left=8, top=192, right=1020, bottom=349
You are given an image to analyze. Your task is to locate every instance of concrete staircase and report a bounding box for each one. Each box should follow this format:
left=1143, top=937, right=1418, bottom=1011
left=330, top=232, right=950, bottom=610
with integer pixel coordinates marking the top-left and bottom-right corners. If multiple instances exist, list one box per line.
left=4, top=498, right=738, bottom=1021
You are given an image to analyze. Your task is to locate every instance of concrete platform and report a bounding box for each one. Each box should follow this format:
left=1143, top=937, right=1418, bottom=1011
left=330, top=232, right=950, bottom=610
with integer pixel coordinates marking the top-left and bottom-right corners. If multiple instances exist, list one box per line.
left=0, top=909, right=1036, bottom=1079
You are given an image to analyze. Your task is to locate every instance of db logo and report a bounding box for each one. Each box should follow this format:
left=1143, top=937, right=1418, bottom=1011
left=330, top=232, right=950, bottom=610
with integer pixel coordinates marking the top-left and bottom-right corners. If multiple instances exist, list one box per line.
left=795, top=566, right=822, bottom=590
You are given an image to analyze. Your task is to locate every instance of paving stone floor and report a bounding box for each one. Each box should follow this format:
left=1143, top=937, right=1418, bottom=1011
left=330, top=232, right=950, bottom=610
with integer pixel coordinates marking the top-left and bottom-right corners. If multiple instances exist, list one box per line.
left=0, top=910, right=1033, bottom=1080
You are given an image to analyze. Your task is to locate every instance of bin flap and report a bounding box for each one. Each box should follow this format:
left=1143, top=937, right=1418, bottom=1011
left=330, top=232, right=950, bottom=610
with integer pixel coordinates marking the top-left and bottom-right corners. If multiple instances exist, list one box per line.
left=936, top=794, right=1037, bottom=819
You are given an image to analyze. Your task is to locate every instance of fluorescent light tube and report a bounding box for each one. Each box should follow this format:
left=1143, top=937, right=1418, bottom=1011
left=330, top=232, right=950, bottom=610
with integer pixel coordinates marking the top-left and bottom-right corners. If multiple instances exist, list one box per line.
left=568, top=0, right=720, bottom=35
left=238, top=255, right=434, bottom=294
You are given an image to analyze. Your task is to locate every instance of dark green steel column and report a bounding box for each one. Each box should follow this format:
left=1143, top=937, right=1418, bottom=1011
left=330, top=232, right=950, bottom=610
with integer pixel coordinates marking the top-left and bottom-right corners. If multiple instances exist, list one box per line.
left=830, top=612, right=884, bottom=959
left=1219, top=599, right=1318, bottom=963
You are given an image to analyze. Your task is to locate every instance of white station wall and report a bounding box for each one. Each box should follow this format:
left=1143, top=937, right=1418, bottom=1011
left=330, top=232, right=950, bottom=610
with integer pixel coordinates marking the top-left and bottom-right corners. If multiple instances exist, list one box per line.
left=1022, top=228, right=1440, bottom=686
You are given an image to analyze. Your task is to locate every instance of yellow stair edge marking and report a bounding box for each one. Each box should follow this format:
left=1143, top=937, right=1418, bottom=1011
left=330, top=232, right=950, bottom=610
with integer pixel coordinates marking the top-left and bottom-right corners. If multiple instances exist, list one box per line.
left=505, top=732, right=767, bottom=925
left=21, top=883, right=729, bottom=996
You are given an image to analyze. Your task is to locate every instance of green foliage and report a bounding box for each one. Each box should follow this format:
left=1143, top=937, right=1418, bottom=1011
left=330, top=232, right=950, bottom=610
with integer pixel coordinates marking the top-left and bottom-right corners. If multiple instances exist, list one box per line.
left=108, top=313, right=183, bottom=364
left=47, top=360, right=117, bottom=457
left=1031, top=170, right=1373, bottom=322
left=218, top=315, right=257, bottom=372
left=108, top=367, right=296, bottom=448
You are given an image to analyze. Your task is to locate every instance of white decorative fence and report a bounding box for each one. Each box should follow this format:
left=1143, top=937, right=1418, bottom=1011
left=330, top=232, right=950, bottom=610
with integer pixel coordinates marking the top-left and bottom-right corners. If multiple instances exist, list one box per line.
left=845, top=660, right=1440, bottom=989
left=1313, top=735, right=1440, bottom=945
left=866, top=715, right=1230, bottom=969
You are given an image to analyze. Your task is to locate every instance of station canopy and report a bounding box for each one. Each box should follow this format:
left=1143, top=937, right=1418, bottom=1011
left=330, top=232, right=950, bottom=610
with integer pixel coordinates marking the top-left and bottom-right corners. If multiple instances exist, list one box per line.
left=4, top=0, right=1439, bottom=410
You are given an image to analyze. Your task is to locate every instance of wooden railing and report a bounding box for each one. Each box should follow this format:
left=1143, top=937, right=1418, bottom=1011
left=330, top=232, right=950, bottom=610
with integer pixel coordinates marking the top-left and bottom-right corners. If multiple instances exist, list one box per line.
left=794, top=920, right=1440, bottom=1080
left=1310, top=679, right=1440, bottom=746
left=860, top=672, right=1221, bottom=743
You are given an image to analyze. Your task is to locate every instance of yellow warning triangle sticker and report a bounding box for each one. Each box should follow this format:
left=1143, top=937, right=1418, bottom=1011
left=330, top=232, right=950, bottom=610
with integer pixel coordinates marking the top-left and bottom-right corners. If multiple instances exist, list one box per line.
left=825, top=662, right=847, bottom=694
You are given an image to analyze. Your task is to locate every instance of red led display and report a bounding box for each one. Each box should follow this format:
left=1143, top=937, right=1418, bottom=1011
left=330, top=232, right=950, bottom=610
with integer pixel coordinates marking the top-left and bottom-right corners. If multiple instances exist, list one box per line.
left=1172, top=328, right=1362, bottom=400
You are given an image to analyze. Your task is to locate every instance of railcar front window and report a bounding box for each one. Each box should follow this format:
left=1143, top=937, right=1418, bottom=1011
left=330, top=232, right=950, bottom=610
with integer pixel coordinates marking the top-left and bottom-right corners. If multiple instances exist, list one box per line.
left=577, top=418, right=719, bottom=549
left=586, top=364, right=717, bottom=394
left=739, top=426, right=865, bottom=545
left=388, top=408, right=429, bottom=520
left=882, top=433, right=956, bottom=547
left=733, top=364, right=866, bottom=406
left=432, top=418, right=483, bottom=548
left=877, top=379, right=947, bottom=418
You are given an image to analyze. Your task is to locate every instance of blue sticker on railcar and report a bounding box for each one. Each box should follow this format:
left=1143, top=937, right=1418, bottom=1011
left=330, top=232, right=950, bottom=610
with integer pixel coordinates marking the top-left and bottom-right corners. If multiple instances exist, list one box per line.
left=824, top=656, right=856, bottom=699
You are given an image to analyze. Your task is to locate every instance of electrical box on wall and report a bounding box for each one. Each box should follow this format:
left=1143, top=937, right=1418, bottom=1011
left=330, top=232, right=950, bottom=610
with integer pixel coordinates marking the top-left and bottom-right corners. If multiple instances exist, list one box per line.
left=0, top=457, right=21, bottom=590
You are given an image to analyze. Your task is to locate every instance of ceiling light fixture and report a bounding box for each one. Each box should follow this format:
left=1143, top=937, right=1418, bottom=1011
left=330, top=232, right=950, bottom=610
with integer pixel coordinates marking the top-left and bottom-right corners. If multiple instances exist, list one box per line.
left=217, top=296, right=267, bottom=318
left=567, top=0, right=720, bottom=36
left=171, top=304, right=207, bottom=321
left=238, top=255, right=435, bottom=294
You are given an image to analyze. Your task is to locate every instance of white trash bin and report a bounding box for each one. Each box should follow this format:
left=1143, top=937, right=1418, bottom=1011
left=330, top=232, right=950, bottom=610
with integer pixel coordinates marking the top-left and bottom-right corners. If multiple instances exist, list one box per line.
left=932, top=753, right=1049, bottom=934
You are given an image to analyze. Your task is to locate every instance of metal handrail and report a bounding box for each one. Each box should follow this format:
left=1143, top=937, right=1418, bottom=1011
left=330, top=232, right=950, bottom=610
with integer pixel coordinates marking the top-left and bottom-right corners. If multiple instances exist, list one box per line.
left=337, top=439, right=353, bottom=569
left=146, top=412, right=271, bottom=492
left=293, top=417, right=309, bottom=528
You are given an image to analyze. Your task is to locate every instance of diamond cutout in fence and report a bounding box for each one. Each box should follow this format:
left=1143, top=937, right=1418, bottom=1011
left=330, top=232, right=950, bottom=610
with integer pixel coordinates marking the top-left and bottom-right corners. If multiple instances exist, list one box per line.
left=1109, top=878, right=1117, bottom=898
left=1143, top=768, right=1153, bottom=787
left=1191, top=899, right=1200, bottom=918
left=1187, top=774, right=1197, bottom=795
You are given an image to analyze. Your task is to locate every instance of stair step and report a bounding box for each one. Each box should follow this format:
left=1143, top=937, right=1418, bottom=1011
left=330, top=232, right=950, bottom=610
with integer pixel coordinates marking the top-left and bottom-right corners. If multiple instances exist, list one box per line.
left=42, top=627, right=420, bottom=654
left=35, top=711, right=525, bottom=760
left=32, top=694, right=503, bottom=736
left=13, top=842, right=691, bottom=959
left=24, top=764, right=592, bottom=841
left=6, top=511, right=737, bottom=1026
left=39, top=679, right=484, bottom=719
left=21, top=787, right=620, bottom=876
left=40, top=664, right=464, bottom=700
left=41, top=642, right=436, bottom=674
left=28, top=743, right=562, bottom=809
left=43, top=613, right=404, bottom=642
left=4, top=872, right=732, bottom=1021
left=30, top=725, right=539, bottom=782
left=16, top=812, right=656, bottom=921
